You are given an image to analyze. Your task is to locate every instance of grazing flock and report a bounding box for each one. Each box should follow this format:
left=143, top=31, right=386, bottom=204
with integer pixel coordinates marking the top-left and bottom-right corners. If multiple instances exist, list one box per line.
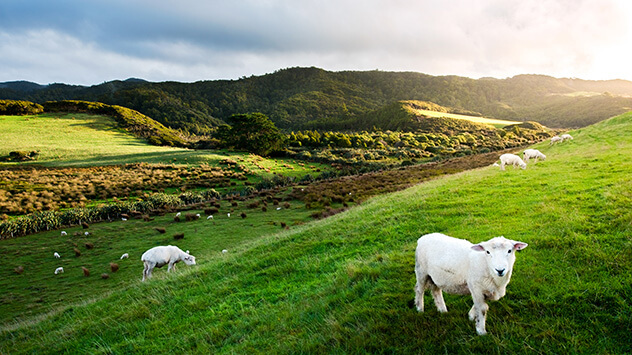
left=415, top=132, right=573, bottom=334
left=18, top=132, right=573, bottom=337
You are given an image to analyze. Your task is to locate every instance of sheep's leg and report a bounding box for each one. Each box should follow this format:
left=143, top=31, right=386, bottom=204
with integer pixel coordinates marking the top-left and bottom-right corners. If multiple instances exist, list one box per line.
left=414, top=269, right=428, bottom=312
left=142, top=262, right=149, bottom=281
left=430, top=284, right=448, bottom=313
left=469, top=293, right=489, bottom=335
left=167, top=262, right=175, bottom=272
left=500, top=162, right=505, bottom=171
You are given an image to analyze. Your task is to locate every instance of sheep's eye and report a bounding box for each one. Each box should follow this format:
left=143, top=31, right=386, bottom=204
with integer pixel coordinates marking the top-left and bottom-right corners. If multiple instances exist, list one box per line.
left=486, top=251, right=490, bottom=255
left=508, top=250, right=512, bottom=254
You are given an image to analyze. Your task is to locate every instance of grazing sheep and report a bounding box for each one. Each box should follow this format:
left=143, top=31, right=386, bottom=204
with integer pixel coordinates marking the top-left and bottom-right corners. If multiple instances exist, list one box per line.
left=61, top=231, right=67, bottom=236
left=110, top=263, right=119, bottom=272
left=85, top=242, right=94, bottom=249
left=175, top=212, right=181, bottom=217
left=121, top=218, right=128, bottom=221
left=561, top=133, right=573, bottom=141
left=492, top=162, right=500, bottom=167
left=101, top=273, right=110, bottom=279
left=141, top=245, right=196, bottom=281
left=15, top=266, right=24, bottom=274
left=523, top=149, right=546, bottom=163
left=240, top=212, right=247, bottom=219
left=54, top=267, right=64, bottom=275
left=173, top=233, right=184, bottom=240
left=155, top=227, right=166, bottom=234
left=54, top=252, right=61, bottom=258
left=499, top=154, right=527, bottom=170
left=222, top=249, right=228, bottom=254
left=81, top=267, right=90, bottom=277
left=84, top=231, right=89, bottom=236
left=74, top=248, right=82, bottom=257
left=550, top=136, right=563, bottom=145
left=207, top=215, right=213, bottom=220
left=120, top=253, right=129, bottom=260
left=227, top=213, right=231, bottom=218
left=414, top=233, right=528, bottom=335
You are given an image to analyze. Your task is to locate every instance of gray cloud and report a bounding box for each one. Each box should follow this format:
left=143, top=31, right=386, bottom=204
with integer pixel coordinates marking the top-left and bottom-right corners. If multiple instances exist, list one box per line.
left=1, top=0, right=630, bottom=85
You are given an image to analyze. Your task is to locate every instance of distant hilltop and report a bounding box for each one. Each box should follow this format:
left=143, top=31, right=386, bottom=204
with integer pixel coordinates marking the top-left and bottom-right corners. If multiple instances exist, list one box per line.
left=2, top=67, right=632, bottom=132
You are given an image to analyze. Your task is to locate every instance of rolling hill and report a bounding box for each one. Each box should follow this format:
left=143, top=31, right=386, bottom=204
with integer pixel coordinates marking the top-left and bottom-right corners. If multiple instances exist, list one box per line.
left=2, top=68, right=632, bottom=133
left=1, top=110, right=630, bottom=353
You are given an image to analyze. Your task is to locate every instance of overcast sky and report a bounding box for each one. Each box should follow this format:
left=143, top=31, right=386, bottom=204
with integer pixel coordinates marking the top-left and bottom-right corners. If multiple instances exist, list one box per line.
left=1, top=0, right=631, bottom=86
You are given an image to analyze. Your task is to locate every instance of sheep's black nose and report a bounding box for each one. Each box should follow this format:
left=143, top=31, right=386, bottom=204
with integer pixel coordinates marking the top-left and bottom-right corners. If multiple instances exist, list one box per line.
left=496, top=268, right=505, bottom=276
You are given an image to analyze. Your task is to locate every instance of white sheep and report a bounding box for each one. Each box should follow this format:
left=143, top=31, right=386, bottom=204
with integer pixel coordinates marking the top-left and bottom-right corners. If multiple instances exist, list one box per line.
left=561, top=133, right=573, bottom=141
left=54, top=252, right=60, bottom=258
left=227, top=213, right=231, bottom=218
left=523, top=149, right=546, bottom=163
left=54, top=267, right=64, bottom=274
left=175, top=212, right=181, bottom=217
left=414, top=233, right=528, bottom=335
left=499, top=153, right=526, bottom=170
left=61, top=231, right=67, bottom=236
left=222, top=249, right=228, bottom=254
left=141, top=245, right=196, bottom=281
left=120, top=253, right=129, bottom=260
left=550, top=136, right=563, bottom=145
left=207, top=215, right=213, bottom=220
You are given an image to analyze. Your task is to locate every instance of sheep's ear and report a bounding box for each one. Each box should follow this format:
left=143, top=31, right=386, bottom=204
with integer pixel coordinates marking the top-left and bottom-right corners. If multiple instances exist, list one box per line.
left=471, top=244, right=485, bottom=252
left=513, top=242, right=528, bottom=251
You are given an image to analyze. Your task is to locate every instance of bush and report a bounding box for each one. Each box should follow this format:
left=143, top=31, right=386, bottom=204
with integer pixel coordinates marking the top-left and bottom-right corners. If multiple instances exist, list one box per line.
left=0, top=100, right=44, bottom=115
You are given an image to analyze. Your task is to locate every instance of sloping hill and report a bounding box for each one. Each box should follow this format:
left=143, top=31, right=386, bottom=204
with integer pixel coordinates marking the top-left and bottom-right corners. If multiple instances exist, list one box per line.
left=1, top=112, right=631, bottom=353
left=2, top=68, right=632, bottom=132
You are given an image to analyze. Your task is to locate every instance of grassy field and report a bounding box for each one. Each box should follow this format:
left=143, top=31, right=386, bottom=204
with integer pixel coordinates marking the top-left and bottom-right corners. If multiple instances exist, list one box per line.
left=0, top=113, right=327, bottom=176
left=1, top=112, right=631, bottom=353
left=408, top=108, right=522, bottom=128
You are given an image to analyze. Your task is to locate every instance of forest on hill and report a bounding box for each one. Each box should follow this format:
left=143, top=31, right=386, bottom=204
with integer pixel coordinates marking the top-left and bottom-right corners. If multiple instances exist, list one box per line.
left=2, top=68, right=632, bottom=134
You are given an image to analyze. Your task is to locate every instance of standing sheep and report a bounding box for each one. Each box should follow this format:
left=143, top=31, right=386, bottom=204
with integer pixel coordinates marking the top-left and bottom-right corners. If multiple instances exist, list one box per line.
left=141, top=245, right=196, bottom=281
left=523, top=149, right=546, bottom=163
left=560, top=133, right=573, bottom=141
left=550, top=136, right=563, bottom=145
left=499, top=154, right=527, bottom=170
left=414, top=233, right=528, bottom=335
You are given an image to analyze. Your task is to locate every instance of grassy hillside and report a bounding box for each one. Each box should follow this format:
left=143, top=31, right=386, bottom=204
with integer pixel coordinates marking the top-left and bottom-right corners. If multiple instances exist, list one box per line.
left=1, top=112, right=631, bottom=353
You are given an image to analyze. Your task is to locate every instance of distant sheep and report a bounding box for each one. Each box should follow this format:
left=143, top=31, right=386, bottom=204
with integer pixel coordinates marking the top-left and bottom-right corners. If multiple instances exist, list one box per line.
left=499, top=154, right=526, bottom=170
left=110, top=263, right=119, bottom=272
left=222, top=249, right=228, bottom=254
left=15, top=266, right=24, bottom=274
left=414, top=233, right=528, bottom=335
left=81, top=267, right=90, bottom=277
left=561, top=133, right=573, bottom=141
left=550, top=136, right=563, bottom=145
left=523, top=149, right=546, bottom=163
left=54, top=252, right=61, bottom=258
left=61, top=231, right=67, bottom=236
left=54, top=267, right=64, bottom=275
left=120, top=253, right=129, bottom=260
left=141, top=245, right=196, bottom=281
left=101, top=273, right=110, bottom=279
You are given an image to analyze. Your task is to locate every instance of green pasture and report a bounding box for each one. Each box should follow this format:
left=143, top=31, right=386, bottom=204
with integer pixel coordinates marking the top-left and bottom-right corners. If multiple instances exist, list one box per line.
left=1, top=112, right=631, bottom=353
left=410, top=108, right=522, bottom=128
left=0, top=113, right=328, bottom=178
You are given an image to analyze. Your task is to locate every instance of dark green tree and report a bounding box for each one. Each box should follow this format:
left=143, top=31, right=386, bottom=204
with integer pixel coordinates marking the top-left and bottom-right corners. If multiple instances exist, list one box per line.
left=220, top=113, right=286, bottom=156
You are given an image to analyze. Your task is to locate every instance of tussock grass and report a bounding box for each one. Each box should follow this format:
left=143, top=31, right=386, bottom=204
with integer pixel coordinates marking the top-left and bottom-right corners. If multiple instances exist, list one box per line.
left=1, top=113, right=632, bottom=353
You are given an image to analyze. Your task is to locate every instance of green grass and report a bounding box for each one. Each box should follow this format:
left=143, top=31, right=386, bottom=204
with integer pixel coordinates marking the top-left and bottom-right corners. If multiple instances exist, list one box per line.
left=408, top=108, right=522, bottom=128
left=0, top=113, right=328, bottom=175
left=1, top=112, right=632, bottom=353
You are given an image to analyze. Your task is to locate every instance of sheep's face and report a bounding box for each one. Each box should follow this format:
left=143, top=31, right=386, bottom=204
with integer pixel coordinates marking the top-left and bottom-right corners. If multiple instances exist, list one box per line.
left=519, top=162, right=527, bottom=170
left=183, top=255, right=196, bottom=265
left=472, top=237, right=528, bottom=278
